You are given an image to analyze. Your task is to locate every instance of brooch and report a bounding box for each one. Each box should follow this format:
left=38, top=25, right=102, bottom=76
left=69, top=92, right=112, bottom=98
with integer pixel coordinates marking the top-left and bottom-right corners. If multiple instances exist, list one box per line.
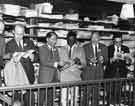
left=24, top=43, right=27, bottom=47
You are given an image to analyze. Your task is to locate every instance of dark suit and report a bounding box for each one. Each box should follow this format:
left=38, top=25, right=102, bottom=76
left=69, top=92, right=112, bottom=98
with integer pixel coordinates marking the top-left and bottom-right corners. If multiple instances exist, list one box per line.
left=105, top=44, right=130, bottom=105
left=5, top=38, right=36, bottom=106
left=105, top=44, right=130, bottom=78
left=38, top=44, right=59, bottom=106
left=82, top=42, right=108, bottom=106
left=82, top=42, right=108, bottom=80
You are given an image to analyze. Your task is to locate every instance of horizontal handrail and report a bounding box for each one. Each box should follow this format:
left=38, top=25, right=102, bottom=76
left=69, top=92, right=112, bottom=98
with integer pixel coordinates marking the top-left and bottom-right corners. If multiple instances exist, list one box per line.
left=0, top=78, right=133, bottom=91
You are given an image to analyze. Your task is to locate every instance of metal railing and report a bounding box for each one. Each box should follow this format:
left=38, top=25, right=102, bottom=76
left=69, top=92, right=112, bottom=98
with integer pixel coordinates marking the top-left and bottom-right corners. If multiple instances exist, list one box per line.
left=0, top=78, right=134, bottom=106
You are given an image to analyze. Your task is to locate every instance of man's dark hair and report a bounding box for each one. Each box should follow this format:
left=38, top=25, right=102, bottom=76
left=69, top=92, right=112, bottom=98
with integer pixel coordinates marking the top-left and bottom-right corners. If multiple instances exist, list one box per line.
left=67, top=31, right=77, bottom=39
left=46, top=31, right=58, bottom=39
left=112, top=32, right=122, bottom=40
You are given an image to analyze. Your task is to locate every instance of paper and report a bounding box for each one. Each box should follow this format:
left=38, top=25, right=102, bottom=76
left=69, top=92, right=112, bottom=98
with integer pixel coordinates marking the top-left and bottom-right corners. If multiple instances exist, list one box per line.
left=12, top=50, right=35, bottom=61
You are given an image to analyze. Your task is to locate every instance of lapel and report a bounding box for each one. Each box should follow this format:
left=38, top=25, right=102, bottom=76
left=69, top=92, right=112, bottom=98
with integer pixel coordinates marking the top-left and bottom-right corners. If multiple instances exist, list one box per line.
left=23, top=38, right=28, bottom=51
left=12, top=39, right=23, bottom=52
left=65, top=46, right=70, bottom=59
left=46, top=44, right=58, bottom=59
left=71, top=45, right=77, bottom=59
left=89, top=43, right=94, bottom=57
left=112, top=45, right=115, bottom=54
left=121, top=45, right=124, bottom=53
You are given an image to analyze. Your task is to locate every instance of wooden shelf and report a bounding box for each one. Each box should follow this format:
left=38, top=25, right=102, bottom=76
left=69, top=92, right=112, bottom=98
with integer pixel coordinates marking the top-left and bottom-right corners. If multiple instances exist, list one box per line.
left=3, top=14, right=115, bottom=26
left=26, top=25, right=135, bottom=34
left=27, top=16, right=115, bottom=25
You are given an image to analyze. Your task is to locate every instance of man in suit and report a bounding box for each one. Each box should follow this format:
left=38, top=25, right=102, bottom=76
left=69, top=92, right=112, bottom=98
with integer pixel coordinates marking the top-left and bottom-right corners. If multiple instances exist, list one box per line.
left=38, top=31, right=64, bottom=106
left=5, top=24, right=36, bottom=106
left=58, top=31, right=86, bottom=106
left=105, top=34, right=130, bottom=105
left=82, top=31, right=108, bottom=106
left=82, top=31, right=108, bottom=80
left=105, top=34, right=130, bottom=78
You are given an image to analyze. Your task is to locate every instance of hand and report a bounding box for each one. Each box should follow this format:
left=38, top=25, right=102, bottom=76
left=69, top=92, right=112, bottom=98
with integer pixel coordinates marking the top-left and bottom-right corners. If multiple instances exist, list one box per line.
left=28, top=54, right=34, bottom=62
left=110, top=57, right=116, bottom=63
left=90, top=57, right=97, bottom=64
left=23, top=50, right=35, bottom=60
left=12, top=52, right=22, bottom=62
left=98, top=56, right=104, bottom=63
left=58, top=61, right=66, bottom=67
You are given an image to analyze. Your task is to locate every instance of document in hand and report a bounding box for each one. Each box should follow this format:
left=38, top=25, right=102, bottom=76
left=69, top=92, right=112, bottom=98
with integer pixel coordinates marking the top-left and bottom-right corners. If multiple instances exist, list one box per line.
left=13, top=50, right=35, bottom=58
left=22, top=49, right=35, bottom=58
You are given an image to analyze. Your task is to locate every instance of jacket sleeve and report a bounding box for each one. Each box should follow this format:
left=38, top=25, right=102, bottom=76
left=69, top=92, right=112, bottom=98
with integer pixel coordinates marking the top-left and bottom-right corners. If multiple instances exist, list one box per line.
left=5, top=42, right=11, bottom=54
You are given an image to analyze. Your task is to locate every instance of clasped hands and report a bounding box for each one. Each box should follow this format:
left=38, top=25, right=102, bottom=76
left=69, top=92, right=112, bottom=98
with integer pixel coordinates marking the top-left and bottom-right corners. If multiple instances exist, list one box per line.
left=90, top=56, right=104, bottom=65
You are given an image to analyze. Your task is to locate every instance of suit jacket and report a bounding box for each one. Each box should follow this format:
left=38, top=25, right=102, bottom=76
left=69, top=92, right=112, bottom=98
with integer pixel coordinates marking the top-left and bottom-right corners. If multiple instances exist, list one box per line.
left=82, top=42, right=108, bottom=80
left=5, top=38, right=36, bottom=84
left=38, top=44, right=59, bottom=83
left=105, top=44, right=129, bottom=78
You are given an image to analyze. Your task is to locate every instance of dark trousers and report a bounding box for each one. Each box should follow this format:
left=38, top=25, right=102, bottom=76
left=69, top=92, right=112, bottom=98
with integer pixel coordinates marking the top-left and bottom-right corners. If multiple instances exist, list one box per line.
left=82, top=86, right=99, bottom=106
left=14, top=91, right=34, bottom=106
left=39, top=88, right=53, bottom=106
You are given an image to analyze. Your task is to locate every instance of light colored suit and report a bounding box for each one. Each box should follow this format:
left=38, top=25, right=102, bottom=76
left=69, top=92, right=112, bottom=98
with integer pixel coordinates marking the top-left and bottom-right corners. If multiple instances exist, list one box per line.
left=58, top=44, right=86, bottom=106
left=58, top=44, right=86, bottom=81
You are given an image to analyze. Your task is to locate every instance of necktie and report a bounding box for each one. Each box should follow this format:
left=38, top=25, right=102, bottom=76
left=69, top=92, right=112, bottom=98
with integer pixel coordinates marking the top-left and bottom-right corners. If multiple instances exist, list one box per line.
left=69, top=47, right=71, bottom=58
left=95, top=45, right=97, bottom=58
left=51, top=48, right=54, bottom=57
left=18, top=41, right=23, bottom=49
left=117, top=46, right=119, bottom=53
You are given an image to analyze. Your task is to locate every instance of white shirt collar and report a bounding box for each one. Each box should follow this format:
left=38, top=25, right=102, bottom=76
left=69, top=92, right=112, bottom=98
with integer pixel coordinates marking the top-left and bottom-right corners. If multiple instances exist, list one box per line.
left=15, top=39, right=23, bottom=48
left=114, top=45, right=121, bottom=52
left=92, top=43, right=99, bottom=49
left=47, top=44, right=52, bottom=49
left=47, top=44, right=56, bottom=51
left=66, top=43, right=78, bottom=49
